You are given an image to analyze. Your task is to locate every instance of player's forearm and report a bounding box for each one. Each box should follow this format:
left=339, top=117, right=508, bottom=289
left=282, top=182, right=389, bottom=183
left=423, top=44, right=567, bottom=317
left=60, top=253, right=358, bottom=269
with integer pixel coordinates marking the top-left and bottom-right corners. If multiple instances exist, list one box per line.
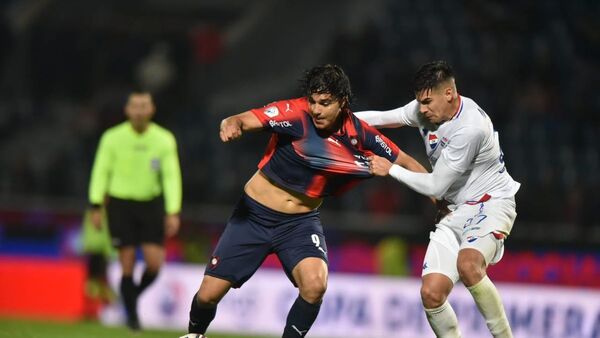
left=388, top=165, right=445, bottom=198
left=354, top=109, right=404, bottom=128
left=223, top=111, right=262, bottom=132
left=395, top=151, right=429, bottom=174
left=388, top=159, right=459, bottom=199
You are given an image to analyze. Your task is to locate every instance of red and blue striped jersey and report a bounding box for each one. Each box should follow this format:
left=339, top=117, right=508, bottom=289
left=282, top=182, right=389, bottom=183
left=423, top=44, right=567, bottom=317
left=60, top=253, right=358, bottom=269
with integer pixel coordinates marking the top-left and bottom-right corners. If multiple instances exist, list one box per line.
left=250, top=97, right=400, bottom=198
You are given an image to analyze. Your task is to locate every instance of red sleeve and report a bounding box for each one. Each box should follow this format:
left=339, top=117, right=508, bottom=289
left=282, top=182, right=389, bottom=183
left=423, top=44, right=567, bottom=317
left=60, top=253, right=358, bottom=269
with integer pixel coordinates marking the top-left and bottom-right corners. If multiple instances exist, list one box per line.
left=360, top=122, right=400, bottom=163
left=250, top=97, right=308, bottom=131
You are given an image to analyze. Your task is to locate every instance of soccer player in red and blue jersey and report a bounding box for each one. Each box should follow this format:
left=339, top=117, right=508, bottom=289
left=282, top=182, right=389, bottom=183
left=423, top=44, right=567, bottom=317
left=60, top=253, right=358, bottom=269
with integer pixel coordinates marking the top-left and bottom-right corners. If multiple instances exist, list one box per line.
left=180, top=65, right=428, bottom=338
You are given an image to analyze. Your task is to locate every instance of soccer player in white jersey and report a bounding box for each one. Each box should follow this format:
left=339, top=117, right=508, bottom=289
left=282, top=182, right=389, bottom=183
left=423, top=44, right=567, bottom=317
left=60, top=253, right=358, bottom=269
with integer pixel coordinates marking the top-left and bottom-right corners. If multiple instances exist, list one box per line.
left=355, top=61, right=520, bottom=338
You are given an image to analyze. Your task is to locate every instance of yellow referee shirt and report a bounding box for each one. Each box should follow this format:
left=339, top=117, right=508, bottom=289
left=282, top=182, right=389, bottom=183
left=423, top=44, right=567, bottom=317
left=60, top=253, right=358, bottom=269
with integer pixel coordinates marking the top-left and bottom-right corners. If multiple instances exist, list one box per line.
left=88, top=122, right=182, bottom=214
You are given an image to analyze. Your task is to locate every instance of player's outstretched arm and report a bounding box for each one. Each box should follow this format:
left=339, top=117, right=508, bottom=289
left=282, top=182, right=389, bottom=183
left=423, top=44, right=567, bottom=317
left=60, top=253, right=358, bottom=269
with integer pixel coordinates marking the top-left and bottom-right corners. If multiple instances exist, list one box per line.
left=367, top=150, right=429, bottom=176
left=219, top=110, right=263, bottom=142
left=388, top=156, right=461, bottom=199
left=369, top=152, right=436, bottom=204
left=354, top=100, right=418, bottom=128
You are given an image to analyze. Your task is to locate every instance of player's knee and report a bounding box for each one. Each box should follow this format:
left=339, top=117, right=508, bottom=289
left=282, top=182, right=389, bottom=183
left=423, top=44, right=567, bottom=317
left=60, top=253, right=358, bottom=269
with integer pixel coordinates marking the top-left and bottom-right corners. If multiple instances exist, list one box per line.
left=299, top=275, right=327, bottom=303
left=420, top=284, right=447, bottom=308
left=457, top=259, right=485, bottom=286
left=196, top=289, right=221, bottom=306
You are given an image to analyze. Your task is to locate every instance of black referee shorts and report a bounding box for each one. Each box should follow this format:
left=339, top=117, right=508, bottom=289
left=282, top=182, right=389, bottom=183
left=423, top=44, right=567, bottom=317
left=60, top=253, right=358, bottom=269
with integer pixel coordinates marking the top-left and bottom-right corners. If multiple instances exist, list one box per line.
left=106, top=196, right=164, bottom=248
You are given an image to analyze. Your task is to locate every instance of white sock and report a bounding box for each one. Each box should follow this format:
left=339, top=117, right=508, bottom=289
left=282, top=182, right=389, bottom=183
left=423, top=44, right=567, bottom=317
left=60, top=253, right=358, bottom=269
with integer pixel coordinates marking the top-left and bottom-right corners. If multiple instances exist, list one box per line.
left=467, top=275, right=513, bottom=338
left=424, top=300, right=462, bottom=338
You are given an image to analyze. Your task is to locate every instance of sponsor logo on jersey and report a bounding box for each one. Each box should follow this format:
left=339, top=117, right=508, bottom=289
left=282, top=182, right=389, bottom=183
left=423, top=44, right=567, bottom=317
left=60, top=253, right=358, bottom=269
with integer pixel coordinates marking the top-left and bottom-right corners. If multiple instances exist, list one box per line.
left=327, top=137, right=341, bottom=147
left=264, top=106, right=279, bottom=118
left=428, top=133, right=439, bottom=149
left=440, top=136, right=449, bottom=148
left=353, top=154, right=369, bottom=168
left=375, top=135, right=392, bottom=156
left=268, top=120, right=292, bottom=128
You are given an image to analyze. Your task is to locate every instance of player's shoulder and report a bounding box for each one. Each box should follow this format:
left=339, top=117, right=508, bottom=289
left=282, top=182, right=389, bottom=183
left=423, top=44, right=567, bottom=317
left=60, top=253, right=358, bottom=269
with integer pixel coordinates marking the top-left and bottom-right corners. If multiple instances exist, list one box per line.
left=458, top=97, right=491, bottom=126
left=256, top=97, right=308, bottom=118
left=277, top=97, right=309, bottom=113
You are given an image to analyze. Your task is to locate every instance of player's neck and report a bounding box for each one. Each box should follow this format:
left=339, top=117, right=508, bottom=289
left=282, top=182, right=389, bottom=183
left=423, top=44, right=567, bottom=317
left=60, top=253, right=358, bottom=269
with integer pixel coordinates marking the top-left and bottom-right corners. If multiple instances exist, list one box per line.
left=441, top=95, right=461, bottom=124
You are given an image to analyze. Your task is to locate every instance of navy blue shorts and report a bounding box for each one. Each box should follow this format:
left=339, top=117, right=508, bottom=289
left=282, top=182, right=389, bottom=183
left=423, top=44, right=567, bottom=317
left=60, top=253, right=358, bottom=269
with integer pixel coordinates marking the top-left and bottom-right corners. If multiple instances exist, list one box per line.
left=205, top=193, right=328, bottom=288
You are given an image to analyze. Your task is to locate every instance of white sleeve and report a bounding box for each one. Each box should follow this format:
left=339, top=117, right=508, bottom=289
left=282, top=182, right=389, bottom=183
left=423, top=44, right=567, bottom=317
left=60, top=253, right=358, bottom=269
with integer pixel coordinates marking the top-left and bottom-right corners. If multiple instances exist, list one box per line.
left=354, top=100, right=420, bottom=128
left=388, top=156, right=462, bottom=199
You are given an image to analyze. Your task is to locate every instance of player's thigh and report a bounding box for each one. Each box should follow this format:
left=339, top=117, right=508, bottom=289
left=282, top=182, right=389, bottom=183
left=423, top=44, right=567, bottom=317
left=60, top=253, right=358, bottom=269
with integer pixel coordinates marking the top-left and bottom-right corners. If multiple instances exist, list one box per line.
left=459, top=198, right=516, bottom=265
left=204, top=216, right=272, bottom=288
left=422, top=225, right=461, bottom=284
left=460, top=232, right=505, bottom=266
left=274, top=215, right=328, bottom=286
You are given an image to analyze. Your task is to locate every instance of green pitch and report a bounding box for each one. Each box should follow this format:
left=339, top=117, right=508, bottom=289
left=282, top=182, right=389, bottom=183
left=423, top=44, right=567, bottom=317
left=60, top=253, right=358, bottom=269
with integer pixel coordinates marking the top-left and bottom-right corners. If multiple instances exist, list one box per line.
left=0, top=318, right=275, bottom=338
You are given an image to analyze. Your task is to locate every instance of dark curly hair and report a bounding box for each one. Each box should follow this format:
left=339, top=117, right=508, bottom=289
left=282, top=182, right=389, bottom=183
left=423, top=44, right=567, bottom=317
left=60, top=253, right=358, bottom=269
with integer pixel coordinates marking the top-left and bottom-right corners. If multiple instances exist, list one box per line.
left=300, top=64, right=353, bottom=104
left=413, top=60, right=455, bottom=94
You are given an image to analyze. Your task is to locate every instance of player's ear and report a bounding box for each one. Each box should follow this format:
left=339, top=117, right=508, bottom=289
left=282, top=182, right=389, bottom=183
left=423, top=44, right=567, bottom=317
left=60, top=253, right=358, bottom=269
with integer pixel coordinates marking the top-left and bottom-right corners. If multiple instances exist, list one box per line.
left=340, top=96, right=349, bottom=111
left=444, top=86, right=454, bottom=102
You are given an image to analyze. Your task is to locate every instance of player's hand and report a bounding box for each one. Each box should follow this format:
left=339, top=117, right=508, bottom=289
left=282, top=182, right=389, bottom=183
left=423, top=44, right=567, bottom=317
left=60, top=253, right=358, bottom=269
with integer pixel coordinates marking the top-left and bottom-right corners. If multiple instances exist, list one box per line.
left=435, top=199, right=451, bottom=223
left=164, top=214, right=180, bottom=238
left=368, top=155, right=393, bottom=176
left=219, top=117, right=243, bottom=142
left=90, top=208, right=103, bottom=230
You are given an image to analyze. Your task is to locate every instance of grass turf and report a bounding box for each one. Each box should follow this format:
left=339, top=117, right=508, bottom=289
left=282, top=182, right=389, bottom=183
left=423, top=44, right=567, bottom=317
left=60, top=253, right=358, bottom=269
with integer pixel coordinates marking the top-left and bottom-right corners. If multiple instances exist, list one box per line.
left=0, top=318, right=275, bottom=338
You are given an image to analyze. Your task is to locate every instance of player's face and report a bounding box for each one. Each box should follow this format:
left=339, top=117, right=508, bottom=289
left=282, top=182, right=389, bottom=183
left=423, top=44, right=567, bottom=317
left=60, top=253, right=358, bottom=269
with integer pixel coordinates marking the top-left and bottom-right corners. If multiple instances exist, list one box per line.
left=125, top=94, right=155, bottom=131
left=308, top=93, right=345, bottom=130
left=416, top=86, right=452, bottom=124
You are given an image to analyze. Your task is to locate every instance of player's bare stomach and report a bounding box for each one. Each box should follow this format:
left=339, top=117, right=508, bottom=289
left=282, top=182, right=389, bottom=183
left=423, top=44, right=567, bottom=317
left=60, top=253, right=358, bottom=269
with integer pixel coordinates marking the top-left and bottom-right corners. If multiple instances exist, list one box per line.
left=244, top=170, right=323, bottom=214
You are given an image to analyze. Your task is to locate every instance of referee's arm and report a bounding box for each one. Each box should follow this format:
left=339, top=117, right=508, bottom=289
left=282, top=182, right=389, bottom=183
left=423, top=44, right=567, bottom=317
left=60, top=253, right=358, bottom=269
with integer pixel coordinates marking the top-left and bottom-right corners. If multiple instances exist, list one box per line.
left=88, top=133, right=112, bottom=228
left=161, top=132, right=182, bottom=214
left=161, top=132, right=182, bottom=236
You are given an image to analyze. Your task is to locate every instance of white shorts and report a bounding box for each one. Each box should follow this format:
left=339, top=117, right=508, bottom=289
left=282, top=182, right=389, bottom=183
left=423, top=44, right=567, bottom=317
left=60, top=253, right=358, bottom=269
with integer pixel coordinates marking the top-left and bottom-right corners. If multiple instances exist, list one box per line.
left=421, top=196, right=517, bottom=283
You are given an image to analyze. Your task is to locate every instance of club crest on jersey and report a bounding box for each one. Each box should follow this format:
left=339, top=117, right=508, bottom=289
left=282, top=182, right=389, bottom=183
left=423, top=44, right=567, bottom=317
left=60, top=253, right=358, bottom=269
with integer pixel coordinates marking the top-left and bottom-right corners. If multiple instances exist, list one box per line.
left=428, top=133, right=439, bottom=149
left=264, top=106, right=279, bottom=118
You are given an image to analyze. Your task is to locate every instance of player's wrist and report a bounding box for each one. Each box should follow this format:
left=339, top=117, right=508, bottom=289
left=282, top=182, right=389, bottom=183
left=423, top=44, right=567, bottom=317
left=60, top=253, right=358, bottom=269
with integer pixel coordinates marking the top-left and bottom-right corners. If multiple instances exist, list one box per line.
left=389, top=164, right=402, bottom=176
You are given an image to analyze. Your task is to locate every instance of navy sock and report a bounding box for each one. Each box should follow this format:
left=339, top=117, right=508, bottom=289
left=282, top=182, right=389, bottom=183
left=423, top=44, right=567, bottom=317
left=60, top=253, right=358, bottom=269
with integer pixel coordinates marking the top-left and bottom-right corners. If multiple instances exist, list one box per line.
left=188, top=292, right=217, bottom=334
left=120, top=276, right=138, bottom=322
left=282, top=296, right=322, bottom=338
left=138, top=269, right=158, bottom=294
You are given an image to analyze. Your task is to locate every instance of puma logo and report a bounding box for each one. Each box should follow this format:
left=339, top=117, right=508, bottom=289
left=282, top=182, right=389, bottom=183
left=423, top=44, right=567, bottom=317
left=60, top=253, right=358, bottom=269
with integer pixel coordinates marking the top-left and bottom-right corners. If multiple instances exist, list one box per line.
left=291, top=325, right=307, bottom=336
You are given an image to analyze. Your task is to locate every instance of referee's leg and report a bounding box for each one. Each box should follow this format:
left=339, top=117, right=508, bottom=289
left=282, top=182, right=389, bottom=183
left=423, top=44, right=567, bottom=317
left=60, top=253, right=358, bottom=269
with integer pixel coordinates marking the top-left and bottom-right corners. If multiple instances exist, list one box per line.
left=118, top=246, right=139, bottom=329
left=140, top=243, right=165, bottom=293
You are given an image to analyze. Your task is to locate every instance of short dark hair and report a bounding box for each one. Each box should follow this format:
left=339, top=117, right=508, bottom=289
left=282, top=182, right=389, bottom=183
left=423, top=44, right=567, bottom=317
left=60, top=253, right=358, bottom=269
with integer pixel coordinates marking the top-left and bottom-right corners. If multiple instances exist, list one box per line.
left=125, top=90, right=153, bottom=105
left=413, top=60, right=455, bottom=93
left=300, top=64, right=353, bottom=103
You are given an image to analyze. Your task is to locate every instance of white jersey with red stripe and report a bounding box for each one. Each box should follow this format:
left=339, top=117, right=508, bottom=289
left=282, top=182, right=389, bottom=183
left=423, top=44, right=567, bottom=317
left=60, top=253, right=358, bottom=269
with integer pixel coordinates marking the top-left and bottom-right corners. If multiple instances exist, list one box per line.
left=355, top=95, right=520, bottom=205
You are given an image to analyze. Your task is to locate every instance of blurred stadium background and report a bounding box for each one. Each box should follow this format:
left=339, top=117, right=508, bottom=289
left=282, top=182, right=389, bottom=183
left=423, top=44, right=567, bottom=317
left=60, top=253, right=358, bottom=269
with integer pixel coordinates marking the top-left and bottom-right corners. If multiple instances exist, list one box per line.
left=0, top=0, right=599, bottom=337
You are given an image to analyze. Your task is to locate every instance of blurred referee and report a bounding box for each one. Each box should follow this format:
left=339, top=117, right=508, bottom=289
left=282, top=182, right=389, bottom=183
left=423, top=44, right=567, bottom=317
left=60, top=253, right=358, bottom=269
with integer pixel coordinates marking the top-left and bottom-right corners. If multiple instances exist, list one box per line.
left=88, top=91, right=182, bottom=331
